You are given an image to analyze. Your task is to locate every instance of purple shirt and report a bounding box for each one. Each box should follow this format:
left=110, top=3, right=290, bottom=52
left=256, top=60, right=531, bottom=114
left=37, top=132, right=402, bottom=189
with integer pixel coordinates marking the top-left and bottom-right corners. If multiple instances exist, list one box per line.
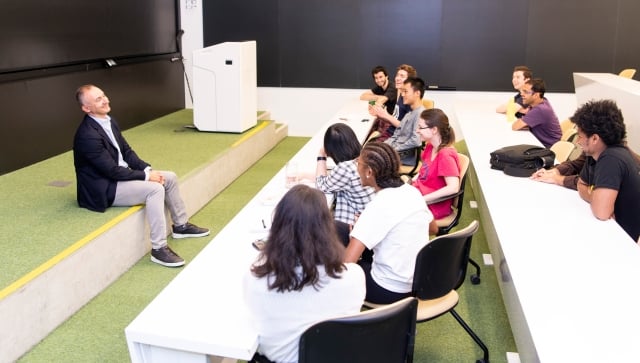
left=522, top=98, right=562, bottom=148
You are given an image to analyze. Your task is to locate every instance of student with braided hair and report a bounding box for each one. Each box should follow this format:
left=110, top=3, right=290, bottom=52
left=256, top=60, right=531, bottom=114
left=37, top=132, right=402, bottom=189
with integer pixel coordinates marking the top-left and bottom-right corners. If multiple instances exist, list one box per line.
left=412, top=108, right=460, bottom=219
left=345, top=142, right=437, bottom=304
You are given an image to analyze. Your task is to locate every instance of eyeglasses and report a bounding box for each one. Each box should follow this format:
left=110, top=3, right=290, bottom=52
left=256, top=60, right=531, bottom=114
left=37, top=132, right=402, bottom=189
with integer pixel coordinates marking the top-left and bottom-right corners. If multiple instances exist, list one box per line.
left=354, top=158, right=368, bottom=168
left=521, top=89, right=534, bottom=95
left=418, top=125, right=431, bottom=130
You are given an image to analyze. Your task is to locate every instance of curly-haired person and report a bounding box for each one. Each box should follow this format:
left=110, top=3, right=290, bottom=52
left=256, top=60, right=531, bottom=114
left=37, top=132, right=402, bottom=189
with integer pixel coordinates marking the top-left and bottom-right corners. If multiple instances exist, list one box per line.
left=574, top=99, right=640, bottom=242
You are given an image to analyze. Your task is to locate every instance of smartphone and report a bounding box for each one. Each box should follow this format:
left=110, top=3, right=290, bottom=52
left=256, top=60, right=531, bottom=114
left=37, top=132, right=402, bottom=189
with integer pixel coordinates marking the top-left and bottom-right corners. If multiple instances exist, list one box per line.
left=252, top=238, right=267, bottom=251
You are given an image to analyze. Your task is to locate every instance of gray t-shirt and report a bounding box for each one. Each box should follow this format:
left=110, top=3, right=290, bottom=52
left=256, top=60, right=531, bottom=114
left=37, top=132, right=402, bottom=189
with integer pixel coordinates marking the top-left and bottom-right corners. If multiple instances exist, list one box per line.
left=385, top=105, right=424, bottom=164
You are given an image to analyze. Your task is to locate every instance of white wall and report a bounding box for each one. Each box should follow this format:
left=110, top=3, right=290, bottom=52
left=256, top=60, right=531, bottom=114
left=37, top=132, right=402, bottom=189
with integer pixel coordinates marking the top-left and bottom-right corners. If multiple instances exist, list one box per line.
left=179, top=0, right=203, bottom=108
left=257, top=87, right=366, bottom=136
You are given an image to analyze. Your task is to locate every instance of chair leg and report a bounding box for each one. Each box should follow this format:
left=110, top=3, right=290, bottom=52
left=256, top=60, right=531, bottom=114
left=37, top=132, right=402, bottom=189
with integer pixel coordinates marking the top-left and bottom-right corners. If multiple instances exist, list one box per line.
left=468, top=258, right=481, bottom=285
left=450, top=309, right=489, bottom=363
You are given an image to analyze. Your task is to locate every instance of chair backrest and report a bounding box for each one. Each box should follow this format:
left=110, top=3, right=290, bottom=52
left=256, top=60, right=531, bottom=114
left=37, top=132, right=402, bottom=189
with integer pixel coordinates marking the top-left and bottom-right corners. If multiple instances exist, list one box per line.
left=559, top=118, right=575, bottom=134
left=434, top=153, right=469, bottom=235
left=619, top=68, right=636, bottom=79
left=299, top=297, right=418, bottom=363
left=550, top=140, right=576, bottom=163
left=559, top=118, right=577, bottom=142
left=454, top=153, right=470, bottom=207
left=413, top=220, right=479, bottom=298
left=561, top=128, right=577, bottom=142
left=398, top=144, right=424, bottom=177
left=363, top=130, right=381, bottom=145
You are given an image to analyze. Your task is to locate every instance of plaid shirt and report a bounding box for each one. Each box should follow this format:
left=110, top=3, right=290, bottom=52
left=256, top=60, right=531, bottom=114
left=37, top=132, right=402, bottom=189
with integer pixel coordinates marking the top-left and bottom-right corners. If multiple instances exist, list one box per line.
left=316, top=160, right=374, bottom=224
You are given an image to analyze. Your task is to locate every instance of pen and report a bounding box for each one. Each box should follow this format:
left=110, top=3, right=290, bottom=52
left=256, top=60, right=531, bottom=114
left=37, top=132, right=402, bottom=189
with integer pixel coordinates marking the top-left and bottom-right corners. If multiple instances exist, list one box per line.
left=262, top=219, right=266, bottom=229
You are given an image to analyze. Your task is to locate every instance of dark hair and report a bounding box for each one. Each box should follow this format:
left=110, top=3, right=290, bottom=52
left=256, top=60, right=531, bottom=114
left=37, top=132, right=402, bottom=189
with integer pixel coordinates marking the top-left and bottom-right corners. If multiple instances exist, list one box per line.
left=526, top=78, right=546, bottom=98
left=404, top=77, right=426, bottom=99
left=360, top=142, right=404, bottom=189
left=421, top=108, right=456, bottom=152
left=251, top=184, right=346, bottom=292
left=571, top=99, right=626, bottom=146
left=324, top=123, right=362, bottom=163
left=513, top=65, right=532, bottom=80
left=371, top=65, right=388, bottom=78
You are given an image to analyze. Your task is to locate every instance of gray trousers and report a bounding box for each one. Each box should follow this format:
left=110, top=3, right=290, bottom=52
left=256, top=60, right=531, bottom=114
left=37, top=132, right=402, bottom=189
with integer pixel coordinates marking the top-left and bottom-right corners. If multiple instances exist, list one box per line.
left=112, top=171, right=188, bottom=249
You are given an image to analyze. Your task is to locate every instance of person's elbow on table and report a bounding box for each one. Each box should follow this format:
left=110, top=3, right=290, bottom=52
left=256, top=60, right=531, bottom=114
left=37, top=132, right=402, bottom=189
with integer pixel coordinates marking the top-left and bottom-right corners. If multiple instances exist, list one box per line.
left=511, top=119, right=528, bottom=131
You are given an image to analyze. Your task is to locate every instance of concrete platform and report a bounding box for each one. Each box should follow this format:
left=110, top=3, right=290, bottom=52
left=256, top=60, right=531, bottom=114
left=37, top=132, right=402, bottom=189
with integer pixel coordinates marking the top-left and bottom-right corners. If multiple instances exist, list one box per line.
left=0, top=111, right=287, bottom=363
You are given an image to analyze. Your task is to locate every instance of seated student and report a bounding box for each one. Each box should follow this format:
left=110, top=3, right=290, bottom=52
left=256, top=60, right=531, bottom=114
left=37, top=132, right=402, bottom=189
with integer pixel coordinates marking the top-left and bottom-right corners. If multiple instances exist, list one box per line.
left=365, top=64, right=417, bottom=142
left=244, top=185, right=366, bottom=363
left=359, top=65, right=397, bottom=114
left=345, top=142, right=438, bottom=304
left=316, top=123, right=374, bottom=226
left=573, top=100, right=640, bottom=242
left=511, top=78, right=562, bottom=148
left=496, top=65, right=532, bottom=118
left=411, top=109, right=460, bottom=219
left=370, top=77, right=426, bottom=166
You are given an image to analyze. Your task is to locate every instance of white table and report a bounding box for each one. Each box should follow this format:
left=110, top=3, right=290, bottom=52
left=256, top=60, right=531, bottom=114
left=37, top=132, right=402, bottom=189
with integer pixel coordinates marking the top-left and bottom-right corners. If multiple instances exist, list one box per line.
left=453, top=96, right=640, bottom=363
left=573, top=72, right=640, bottom=150
left=125, top=99, right=373, bottom=363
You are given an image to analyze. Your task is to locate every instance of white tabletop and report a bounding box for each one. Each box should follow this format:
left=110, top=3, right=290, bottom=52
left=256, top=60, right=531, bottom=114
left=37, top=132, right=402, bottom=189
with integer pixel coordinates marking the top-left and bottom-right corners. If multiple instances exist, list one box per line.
left=125, top=98, right=373, bottom=362
left=453, top=96, right=640, bottom=363
left=573, top=72, right=640, bottom=151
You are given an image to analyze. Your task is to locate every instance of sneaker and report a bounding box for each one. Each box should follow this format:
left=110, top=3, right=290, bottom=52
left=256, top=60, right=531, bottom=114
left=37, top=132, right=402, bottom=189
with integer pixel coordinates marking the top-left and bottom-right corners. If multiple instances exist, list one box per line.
left=151, top=246, right=185, bottom=267
left=172, top=222, right=210, bottom=239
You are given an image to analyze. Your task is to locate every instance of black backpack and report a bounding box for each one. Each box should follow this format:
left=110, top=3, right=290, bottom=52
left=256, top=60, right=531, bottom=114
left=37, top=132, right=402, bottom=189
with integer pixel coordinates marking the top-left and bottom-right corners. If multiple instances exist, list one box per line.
left=489, top=144, right=556, bottom=177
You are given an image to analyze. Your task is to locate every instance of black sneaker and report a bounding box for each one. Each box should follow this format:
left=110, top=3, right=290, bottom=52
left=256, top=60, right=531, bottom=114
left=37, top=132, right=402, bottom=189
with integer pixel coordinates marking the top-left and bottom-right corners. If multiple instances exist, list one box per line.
left=172, top=222, right=210, bottom=239
left=151, top=246, right=185, bottom=267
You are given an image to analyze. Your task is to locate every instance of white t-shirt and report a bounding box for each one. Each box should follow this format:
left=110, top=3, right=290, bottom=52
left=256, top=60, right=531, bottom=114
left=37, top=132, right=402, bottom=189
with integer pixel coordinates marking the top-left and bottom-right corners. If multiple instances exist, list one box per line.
left=243, top=263, right=365, bottom=363
left=351, top=183, right=432, bottom=293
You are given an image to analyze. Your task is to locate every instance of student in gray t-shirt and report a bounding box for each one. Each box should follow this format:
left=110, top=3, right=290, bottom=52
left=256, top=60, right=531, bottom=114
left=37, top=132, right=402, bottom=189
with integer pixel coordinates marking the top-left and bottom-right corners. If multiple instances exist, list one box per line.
left=370, top=77, right=426, bottom=165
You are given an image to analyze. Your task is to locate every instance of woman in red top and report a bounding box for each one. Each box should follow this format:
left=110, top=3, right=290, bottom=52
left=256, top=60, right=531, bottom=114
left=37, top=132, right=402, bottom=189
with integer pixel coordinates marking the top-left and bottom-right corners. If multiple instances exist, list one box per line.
left=412, top=108, right=460, bottom=219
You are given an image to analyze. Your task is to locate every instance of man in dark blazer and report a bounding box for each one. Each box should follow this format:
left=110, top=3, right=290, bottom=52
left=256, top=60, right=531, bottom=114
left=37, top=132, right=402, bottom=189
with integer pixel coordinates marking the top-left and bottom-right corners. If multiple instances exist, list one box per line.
left=73, top=84, right=209, bottom=267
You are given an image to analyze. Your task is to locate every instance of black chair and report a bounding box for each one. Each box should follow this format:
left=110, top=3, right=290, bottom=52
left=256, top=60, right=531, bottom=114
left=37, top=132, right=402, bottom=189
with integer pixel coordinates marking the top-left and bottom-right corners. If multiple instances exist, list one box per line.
left=398, top=143, right=424, bottom=178
left=299, top=297, right=418, bottom=363
left=365, top=220, right=489, bottom=363
left=427, top=153, right=481, bottom=285
left=413, top=220, right=488, bottom=363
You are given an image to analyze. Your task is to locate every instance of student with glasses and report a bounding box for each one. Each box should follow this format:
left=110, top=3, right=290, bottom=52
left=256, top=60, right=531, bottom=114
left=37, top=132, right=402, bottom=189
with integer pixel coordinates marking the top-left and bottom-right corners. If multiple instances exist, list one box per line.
left=412, top=108, right=460, bottom=219
left=511, top=78, right=562, bottom=148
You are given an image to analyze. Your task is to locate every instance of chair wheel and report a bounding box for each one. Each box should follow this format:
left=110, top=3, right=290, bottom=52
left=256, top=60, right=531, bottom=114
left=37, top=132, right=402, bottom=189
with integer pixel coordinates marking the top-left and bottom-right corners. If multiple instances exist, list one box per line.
left=470, top=274, right=481, bottom=285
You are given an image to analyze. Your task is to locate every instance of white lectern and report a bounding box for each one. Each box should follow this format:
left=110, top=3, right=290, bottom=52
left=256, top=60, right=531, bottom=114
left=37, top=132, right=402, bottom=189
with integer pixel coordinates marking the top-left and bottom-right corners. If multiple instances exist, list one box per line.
left=192, top=41, right=257, bottom=133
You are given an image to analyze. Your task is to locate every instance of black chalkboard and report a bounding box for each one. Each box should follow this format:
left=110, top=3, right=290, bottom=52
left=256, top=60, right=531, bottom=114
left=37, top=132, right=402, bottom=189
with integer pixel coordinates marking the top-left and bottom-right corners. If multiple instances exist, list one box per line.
left=0, top=0, right=180, bottom=74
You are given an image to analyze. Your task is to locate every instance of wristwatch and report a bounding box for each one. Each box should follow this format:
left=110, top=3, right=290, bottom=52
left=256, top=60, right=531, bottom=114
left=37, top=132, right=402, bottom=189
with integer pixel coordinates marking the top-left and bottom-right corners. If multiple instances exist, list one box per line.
left=317, top=156, right=327, bottom=161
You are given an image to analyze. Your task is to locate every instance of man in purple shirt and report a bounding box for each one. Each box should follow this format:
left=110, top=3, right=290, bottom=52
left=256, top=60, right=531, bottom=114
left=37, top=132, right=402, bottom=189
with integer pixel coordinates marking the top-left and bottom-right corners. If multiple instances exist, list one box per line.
left=511, top=78, right=562, bottom=148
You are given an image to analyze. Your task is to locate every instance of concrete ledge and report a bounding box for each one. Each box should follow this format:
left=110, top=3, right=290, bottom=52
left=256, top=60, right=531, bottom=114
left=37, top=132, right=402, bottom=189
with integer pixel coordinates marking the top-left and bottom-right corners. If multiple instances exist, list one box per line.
left=0, top=120, right=287, bottom=363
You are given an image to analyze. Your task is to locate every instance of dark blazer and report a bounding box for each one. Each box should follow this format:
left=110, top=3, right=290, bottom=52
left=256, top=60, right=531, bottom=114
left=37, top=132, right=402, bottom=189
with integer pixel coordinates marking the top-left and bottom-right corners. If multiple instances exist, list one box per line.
left=73, top=115, right=149, bottom=212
